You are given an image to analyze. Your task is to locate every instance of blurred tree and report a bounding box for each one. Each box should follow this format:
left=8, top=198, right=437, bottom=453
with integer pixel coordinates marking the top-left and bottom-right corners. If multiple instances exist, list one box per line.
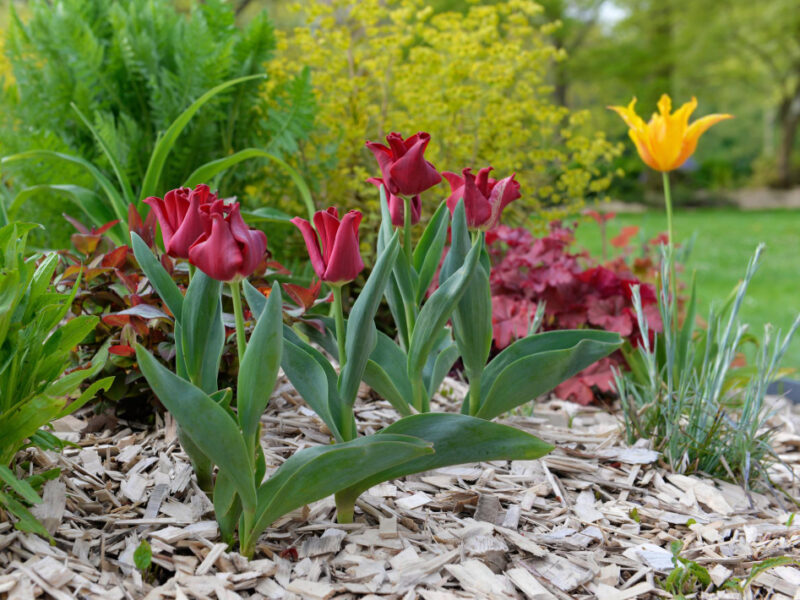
left=685, top=0, right=800, bottom=187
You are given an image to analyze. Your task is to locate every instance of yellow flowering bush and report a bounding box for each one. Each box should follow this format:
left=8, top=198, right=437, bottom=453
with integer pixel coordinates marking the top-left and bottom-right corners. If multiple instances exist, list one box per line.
left=268, top=0, right=621, bottom=239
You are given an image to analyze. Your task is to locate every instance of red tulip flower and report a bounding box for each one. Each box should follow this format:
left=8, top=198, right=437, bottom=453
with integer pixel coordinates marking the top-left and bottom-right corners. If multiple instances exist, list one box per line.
left=188, top=199, right=267, bottom=282
left=365, top=132, right=442, bottom=197
left=367, top=177, right=421, bottom=227
left=443, top=167, right=521, bottom=230
left=292, top=208, right=365, bottom=285
left=144, top=184, right=215, bottom=258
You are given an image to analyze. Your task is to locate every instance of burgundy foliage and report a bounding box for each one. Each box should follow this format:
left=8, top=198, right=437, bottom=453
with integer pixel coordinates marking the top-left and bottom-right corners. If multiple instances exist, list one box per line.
left=487, top=220, right=664, bottom=405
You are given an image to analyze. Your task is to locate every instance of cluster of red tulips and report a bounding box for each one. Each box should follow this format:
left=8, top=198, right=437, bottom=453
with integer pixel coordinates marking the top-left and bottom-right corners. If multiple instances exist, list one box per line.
left=145, top=132, right=521, bottom=287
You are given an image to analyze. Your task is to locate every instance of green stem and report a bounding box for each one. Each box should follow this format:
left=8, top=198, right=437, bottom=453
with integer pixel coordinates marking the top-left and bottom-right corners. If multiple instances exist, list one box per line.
left=403, top=196, right=413, bottom=263
left=332, top=285, right=347, bottom=368
left=229, top=281, right=246, bottom=363
left=468, top=373, right=481, bottom=416
left=334, top=491, right=356, bottom=524
left=412, top=376, right=427, bottom=413
left=662, top=171, right=678, bottom=316
left=239, top=507, right=257, bottom=559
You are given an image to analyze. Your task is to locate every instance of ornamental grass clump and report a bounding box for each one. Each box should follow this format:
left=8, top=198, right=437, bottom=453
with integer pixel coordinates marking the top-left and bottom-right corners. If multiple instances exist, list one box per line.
left=616, top=246, right=800, bottom=490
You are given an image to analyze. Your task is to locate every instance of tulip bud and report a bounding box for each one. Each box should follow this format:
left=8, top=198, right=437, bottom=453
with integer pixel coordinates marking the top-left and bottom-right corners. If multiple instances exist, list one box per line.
left=291, top=207, right=365, bottom=285
left=365, top=132, right=442, bottom=197
left=443, top=167, right=521, bottom=230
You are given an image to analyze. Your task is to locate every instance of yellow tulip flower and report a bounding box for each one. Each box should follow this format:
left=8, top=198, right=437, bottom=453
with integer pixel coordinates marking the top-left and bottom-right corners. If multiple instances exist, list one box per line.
left=609, top=94, right=732, bottom=172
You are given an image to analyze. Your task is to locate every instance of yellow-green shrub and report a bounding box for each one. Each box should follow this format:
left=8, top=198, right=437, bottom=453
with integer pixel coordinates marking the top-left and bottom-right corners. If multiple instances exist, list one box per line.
left=268, top=0, right=621, bottom=240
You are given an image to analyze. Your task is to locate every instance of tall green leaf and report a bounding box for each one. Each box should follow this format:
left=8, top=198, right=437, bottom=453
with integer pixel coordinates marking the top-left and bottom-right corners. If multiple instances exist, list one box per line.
left=140, top=74, right=266, bottom=199
left=407, top=237, right=481, bottom=380
left=184, top=148, right=315, bottom=220
left=136, top=345, right=257, bottom=509
left=180, top=271, right=222, bottom=390
left=238, top=283, right=282, bottom=448
left=338, top=230, right=400, bottom=409
left=131, top=233, right=184, bottom=322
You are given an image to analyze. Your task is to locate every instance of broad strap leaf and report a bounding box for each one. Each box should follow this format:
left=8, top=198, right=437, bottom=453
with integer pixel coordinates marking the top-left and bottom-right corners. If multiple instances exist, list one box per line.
left=238, top=282, right=282, bottom=449
left=252, top=434, right=432, bottom=535
left=336, top=413, right=554, bottom=506
left=407, top=235, right=481, bottom=381
left=476, top=330, right=622, bottom=419
left=141, top=75, right=266, bottom=199
left=339, top=231, right=400, bottom=409
left=135, top=344, right=257, bottom=510
left=131, top=232, right=184, bottom=322
left=181, top=271, right=223, bottom=391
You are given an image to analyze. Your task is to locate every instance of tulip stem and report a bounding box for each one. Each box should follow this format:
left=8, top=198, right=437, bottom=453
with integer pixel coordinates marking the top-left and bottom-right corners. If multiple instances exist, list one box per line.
left=403, top=196, right=413, bottom=263
left=332, top=285, right=347, bottom=369
left=230, top=281, right=246, bottom=364
left=662, top=172, right=678, bottom=309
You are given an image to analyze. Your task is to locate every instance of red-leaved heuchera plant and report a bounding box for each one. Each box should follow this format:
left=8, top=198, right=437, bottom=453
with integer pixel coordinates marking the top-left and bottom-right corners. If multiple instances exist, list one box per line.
left=487, top=221, right=663, bottom=405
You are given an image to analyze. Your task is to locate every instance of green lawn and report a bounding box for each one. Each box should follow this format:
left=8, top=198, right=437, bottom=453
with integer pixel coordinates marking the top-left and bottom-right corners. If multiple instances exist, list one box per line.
left=572, top=208, right=800, bottom=368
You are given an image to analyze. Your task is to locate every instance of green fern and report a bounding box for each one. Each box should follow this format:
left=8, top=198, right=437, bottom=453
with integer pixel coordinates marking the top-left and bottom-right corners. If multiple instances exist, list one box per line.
left=0, top=0, right=316, bottom=247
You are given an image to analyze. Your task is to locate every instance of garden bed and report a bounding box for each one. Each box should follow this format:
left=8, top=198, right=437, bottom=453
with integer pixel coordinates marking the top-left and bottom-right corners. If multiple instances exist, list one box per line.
left=2, top=379, right=799, bottom=600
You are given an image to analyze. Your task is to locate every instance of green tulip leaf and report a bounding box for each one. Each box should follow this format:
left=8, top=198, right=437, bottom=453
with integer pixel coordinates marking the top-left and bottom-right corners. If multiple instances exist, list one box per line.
left=135, top=344, right=257, bottom=510
left=407, top=231, right=481, bottom=381
left=378, top=186, right=411, bottom=348
left=363, top=330, right=414, bottom=416
left=452, top=262, right=492, bottom=396
left=339, top=230, right=400, bottom=410
left=238, top=282, right=282, bottom=449
left=242, top=278, right=267, bottom=318
left=181, top=271, right=223, bottom=391
left=336, top=413, right=554, bottom=508
left=282, top=335, right=343, bottom=442
left=475, top=330, right=623, bottom=419
left=131, top=232, right=184, bottom=322
left=252, top=434, right=433, bottom=534
left=213, top=469, right=241, bottom=546
left=413, top=200, right=450, bottom=304
left=424, top=341, right=459, bottom=399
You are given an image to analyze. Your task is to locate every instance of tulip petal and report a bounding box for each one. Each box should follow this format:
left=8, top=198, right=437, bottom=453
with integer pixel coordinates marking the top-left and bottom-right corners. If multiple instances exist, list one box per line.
left=291, top=216, right=326, bottom=279
left=229, top=203, right=267, bottom=278
left=475, top=166, right=494, bottom=197
left=188, top=213, right=243, bottom=282
left=675, top=113, right=734, bottom=169
left=484, top=174, right=521, bottom=230
left=322, top=210, right=364, bottom=284
left=442, top=171, right=464, bottom=193
left=314, top=208, right=341, bottom=265
left=365, top=141, right=394, bottom=183
left=387, top=132, right=442, bottom=196
left=387, top=132, right=409, bottom=158
left=143, top=196, right=175, bottom=248
left=167, top=186, right=210, bottom=258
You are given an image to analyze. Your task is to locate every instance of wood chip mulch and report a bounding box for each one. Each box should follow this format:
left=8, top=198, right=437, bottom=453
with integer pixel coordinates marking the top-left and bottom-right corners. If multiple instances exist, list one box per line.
left=2, top=376, right=799, bottom=600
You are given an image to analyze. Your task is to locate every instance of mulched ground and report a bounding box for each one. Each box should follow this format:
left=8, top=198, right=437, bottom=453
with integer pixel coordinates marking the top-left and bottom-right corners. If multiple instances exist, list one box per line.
left=2, top=377, right=799, bottom=600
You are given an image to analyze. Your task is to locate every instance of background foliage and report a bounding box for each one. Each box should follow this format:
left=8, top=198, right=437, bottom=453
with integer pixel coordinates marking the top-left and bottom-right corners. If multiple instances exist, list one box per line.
left=267, top=0, right=620, bottom=243
left=0, top=0, right=315, bottom=248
